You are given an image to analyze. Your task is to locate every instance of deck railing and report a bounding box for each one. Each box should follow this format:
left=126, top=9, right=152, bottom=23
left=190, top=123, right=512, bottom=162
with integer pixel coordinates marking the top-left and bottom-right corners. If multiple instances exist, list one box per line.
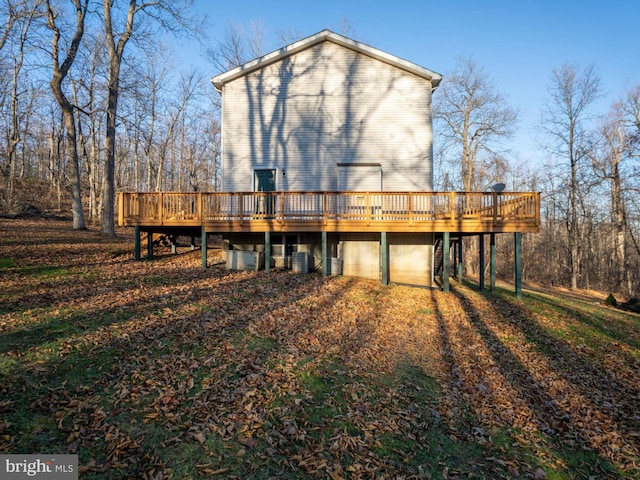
left=118, top=191, right=540, bottom=232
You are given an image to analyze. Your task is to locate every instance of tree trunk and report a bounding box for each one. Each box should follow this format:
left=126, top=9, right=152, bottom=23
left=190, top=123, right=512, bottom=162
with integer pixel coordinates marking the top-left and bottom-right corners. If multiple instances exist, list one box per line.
left=101, top=0, right=135, bottom=236
left=50, top=75, right=85, bottom=229
left=570, top=156, right=579, bottom=290
left=102, top=75, right=118, bottom=235
left=46, top=0, right=88, bottom=230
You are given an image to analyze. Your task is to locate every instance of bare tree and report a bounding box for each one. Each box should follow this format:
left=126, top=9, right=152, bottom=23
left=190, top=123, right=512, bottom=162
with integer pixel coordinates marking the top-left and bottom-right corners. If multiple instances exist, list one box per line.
left=153, top=69, right=200, bottom=191
left=207, top=20, right=266, bottom=72
left=71, top=34, right=107, bottom=221
left=0, top=0, right=21, bottom=52
left=621, top=85, right=640, bottom=295
left=542, top=63, right=602, bottom=289
left=101, top=0, right=200, bottom=236
left=135, top=52, right=171, bottom=191
left=624, top=86, right=640, bottom=132
left=591, top=104, right=632, bottom=293
left=623, top=85, right=640, bottom=159
left=434, top=56, right=518, bottom=192
left=46, top=0, right=88, bottom=230
left=1, top=0, right=40, bottom=210
left=434, top=56, right=518, bottom=276
left=101, top=0, right=134, bottom=235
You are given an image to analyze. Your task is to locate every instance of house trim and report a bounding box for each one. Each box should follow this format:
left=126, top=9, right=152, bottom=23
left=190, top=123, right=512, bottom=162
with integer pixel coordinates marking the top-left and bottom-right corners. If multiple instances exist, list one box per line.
left=211, top=30, right=443, bottom=92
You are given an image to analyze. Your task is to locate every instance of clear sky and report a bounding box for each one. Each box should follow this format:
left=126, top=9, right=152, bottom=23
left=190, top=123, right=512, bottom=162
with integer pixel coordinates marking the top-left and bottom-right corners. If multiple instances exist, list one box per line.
left=178, top=0, right=640, bottom=168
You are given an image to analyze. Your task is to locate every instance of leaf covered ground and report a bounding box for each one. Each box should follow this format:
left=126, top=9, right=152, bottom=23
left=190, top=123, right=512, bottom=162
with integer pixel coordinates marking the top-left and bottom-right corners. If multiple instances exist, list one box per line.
left=1, top=219, right=639, bottom=479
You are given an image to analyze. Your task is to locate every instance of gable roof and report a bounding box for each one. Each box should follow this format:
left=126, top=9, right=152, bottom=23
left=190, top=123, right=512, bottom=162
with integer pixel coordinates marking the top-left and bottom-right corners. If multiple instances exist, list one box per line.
left=211, top=29, right=442, bottom=92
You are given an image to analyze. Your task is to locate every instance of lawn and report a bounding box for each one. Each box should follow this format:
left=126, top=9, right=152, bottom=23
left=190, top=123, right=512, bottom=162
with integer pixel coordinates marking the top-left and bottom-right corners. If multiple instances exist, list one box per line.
left=1, top=219, right=639, bottom=479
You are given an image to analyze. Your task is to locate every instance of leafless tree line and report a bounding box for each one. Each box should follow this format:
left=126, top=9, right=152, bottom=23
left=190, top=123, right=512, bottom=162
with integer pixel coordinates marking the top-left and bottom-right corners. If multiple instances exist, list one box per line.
left=435, top=58, right=640, bottom=297
left=0, top=0, right=218, bottom=234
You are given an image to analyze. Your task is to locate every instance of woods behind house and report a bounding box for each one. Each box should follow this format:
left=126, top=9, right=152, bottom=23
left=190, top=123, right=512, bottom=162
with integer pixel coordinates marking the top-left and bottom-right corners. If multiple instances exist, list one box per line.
left=1, top=7, right=639, bottom=296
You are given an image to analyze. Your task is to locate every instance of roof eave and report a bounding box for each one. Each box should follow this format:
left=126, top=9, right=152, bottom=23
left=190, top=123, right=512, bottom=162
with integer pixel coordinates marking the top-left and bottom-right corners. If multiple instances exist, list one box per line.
left=211, top=30, right=442, bottom=92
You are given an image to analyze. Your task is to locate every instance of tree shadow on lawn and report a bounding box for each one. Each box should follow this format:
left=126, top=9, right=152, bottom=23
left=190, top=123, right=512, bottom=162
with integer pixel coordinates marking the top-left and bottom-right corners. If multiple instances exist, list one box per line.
left=0, top=268, right=362, bottom=478
left=450, top=285, right=638, bottom=478
left=523, top=289, right=640, bottom=355
left=492, top=289, right=640, bottom=429
left=429, top=287, right=532, bottom=477
left=0, top=259, right=253, bottom=354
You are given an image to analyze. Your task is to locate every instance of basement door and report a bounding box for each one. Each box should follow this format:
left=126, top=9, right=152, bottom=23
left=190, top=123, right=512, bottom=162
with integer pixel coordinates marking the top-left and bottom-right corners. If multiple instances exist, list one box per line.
left=389, top=233, right=434, bottom=287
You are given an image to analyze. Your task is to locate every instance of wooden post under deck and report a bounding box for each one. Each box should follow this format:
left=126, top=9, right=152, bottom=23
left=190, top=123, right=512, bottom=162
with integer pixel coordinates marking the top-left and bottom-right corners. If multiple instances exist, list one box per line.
left=134, top=226, right=141, bottom=261
left=443, top=232, right=450, bottom=293
left=515, top=232, right=522, bottom=299
left=265, top=231, right=271, bottom=274
left=322, top=231, right=328, bottom=277
left=479, top=234, right=485, bottom=291
left=147, top=231, right=153, bottom=260
left=201, top=226, right=208, bottom=269
left=490, top=233, right=496, bottom=292
left=457, top=236, right=463, bottom=285
left=381, top=232, right=389, bottom=285
left=452, top=241, right=457, bottom=277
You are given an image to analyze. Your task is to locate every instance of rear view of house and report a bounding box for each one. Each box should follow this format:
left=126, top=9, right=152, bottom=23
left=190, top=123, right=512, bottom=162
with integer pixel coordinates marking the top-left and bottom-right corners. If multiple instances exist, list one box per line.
left=118, top=30, right=539, bottom=292
left=212, top=30, right=443, bottom=285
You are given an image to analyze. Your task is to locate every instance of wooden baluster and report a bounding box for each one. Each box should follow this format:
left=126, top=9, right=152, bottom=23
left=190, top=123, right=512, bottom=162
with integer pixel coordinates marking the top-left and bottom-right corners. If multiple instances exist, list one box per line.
left=280, top=191, right=285, bottom=224
left=450, top=191, right=456, bottom=226
left=323, top=192, right=328, bottom=225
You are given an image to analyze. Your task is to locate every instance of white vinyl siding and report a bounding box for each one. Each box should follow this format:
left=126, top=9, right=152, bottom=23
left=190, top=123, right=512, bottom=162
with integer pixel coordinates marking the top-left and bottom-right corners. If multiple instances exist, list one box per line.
left=337, top=164, right=382, bottom=191
left=220, top=41, right=433, bottom=193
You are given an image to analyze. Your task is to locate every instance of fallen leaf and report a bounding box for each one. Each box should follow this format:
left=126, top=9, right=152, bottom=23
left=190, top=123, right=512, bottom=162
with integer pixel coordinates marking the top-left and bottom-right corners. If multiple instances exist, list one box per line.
left=238, top=437, right=258, bottom=448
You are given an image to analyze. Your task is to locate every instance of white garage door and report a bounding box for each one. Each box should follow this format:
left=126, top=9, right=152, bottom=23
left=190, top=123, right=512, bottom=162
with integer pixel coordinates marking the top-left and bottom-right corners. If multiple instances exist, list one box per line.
left=389, top=233, right=433, bottom=287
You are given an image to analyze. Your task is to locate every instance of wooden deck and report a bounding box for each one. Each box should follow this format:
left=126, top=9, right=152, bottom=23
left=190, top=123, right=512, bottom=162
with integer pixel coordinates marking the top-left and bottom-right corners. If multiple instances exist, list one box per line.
left=118, top=191, right=540, bottom=234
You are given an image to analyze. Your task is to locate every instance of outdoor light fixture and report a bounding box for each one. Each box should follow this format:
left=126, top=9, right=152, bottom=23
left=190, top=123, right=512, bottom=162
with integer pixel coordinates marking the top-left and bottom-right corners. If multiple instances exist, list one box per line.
left=482, top=182, right=506, bottom=193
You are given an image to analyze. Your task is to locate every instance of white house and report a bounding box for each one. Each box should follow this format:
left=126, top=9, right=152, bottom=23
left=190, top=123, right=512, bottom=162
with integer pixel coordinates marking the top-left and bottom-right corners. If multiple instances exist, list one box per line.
left=211, top=30, right=443, bottom=285
left=119, top=30, right=538, bottom=292
left=212, top=30, right=442, bottom=193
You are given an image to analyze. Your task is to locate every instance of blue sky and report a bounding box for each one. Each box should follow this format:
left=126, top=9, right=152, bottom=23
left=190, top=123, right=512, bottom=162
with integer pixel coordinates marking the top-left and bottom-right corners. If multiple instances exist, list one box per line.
left=179, top=0, right=640, bottom=168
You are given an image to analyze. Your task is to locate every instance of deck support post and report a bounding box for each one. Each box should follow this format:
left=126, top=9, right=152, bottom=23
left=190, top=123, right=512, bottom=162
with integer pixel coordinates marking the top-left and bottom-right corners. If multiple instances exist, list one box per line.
left=490, top=233, right=496, bottom=292
left=265, top=231, right=271, bottom=274
left=443, top=232, right=450, bottom=293
left=321, top=231, right=328, bottom=277
left=147, top=231, right=154, bottom=260
left=479, top=234, right=485, bottom=291
left=171, top=236, right=177, bottom=254
left=381, top=232, right=389, bottom=285
left=457, top=236, right=463, bottom=285
left=190, top=236, right=196, bottom=251
left=201, top=226, right=208, bottom=269
left=514, top=232, right=522, bottom=299
left=452, top=240, right=457, bottom=277
left=134, top=226, right=141, bottom=261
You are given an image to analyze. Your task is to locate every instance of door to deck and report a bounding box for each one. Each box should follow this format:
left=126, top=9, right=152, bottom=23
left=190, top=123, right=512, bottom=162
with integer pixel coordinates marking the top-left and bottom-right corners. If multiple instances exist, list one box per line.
left=255, top=169, right=276, bottom=216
